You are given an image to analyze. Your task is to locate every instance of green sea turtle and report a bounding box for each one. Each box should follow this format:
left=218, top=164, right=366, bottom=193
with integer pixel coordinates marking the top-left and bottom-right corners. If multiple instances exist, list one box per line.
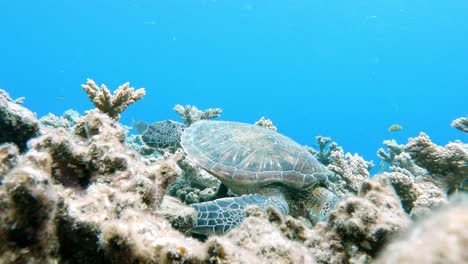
left=134, top=120, right=186, bottom=149
left=180, top=120, right=339, bottom=235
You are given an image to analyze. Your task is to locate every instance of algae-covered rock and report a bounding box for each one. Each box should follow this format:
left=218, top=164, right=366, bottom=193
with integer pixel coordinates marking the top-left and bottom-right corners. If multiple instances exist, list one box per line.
left=0, top=143, right=19, bottom=179
left=375, top=198, right=468, bottom=264
left=0, top=151, right=59, bottom=263
left=0, top=89, right=39, bottom=151
left=307, top=176, right=410, bottom=264
left=205, top=206, right=316, bottom=264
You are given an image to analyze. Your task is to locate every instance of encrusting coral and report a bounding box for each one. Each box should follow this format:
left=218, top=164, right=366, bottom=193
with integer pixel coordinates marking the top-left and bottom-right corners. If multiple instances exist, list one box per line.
left=81, top=78, right=146, bottom=120
left=174, top=104, right=222, bottom=126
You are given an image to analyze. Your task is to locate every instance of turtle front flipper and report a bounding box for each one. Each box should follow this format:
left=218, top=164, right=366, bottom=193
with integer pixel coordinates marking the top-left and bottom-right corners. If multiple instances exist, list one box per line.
left=190, top=194, right=288, bottom=236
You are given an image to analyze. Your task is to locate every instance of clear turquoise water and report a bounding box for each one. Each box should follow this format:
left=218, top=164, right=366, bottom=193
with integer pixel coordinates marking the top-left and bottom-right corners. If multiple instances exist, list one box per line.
left=1, top=0, right=467, bottom=167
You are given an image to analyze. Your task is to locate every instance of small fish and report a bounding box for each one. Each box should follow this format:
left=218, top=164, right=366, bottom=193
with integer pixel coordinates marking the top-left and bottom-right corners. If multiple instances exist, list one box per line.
left=388, top=124, right=403, bottom=132
left=56, top=96, right=66, bottom=101
left=380, top=160, right=387, bottom=172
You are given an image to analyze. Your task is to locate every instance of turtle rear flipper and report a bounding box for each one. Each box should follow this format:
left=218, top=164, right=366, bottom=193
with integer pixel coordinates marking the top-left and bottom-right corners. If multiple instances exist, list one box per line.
left=190, top=194, right=288, bottom=236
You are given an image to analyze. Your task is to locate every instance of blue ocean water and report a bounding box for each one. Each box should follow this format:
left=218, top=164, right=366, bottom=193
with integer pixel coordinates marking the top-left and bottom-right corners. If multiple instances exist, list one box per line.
left=1, top=0, right=467, bottom=169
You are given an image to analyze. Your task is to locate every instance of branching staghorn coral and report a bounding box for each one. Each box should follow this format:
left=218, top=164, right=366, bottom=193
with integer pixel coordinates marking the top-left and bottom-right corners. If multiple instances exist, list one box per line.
left=254, top=116, right=277, bottom=131
left=377, top=139, right=425, bottom=176
left=328, top=146, right=372, bottom=193
left=378, top=120, right=467, bottom=218
left=383, top=171, right=448, bottom=219
left=174, top=104, right=222, bottom=126
left=451, top=116, right=468, bottom=133
left=308, top=136, right=339, bottom=166
left=306, top=136, right=373, bottom=194
left=406, top=132, right=468, bottom=194
left=81, top=78, right=145, bottom=120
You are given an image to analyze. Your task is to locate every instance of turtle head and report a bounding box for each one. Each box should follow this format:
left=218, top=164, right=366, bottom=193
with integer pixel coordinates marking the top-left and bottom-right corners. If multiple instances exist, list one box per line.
left=304, top=186, right=339, bottom=225
left=139, top=120, right=186, bottom=150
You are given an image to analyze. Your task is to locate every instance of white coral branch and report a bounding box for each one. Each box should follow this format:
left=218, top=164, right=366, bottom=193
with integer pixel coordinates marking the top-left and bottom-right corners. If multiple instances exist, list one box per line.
left=254, top=116, right=277, bottom=131
left=451, top=116, right=468, bottom=133
left=81, top=79, right=145, bottom=120
left=174, top=104, right=222, bottom=126
left=328, top=147, right=370, bottom=193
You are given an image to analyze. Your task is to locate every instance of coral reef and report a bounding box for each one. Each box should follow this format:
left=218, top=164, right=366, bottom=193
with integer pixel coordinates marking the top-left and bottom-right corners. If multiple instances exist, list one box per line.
left=254, top=116, right=277, bottom=131
left=0, top=107, right=206, bottom=263
left=1, top=84, right=467, bottom=263
left=81, top=78, right=146, bottom=120
left=31, top=111, right=130, bottom=187
left=0, top=89, right=39, bottom=151
left=451, top=116, right=468, bottom=133
left=174, top=104, right=222, bottom=126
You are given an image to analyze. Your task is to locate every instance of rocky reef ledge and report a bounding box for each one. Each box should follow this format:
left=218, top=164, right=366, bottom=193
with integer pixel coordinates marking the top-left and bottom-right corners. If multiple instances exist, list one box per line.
left=0, top=82, right=466, bottom=264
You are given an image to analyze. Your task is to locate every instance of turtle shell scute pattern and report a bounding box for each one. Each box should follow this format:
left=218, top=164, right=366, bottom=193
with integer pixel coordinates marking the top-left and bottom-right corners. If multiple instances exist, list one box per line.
left=180, top=120, right=330, bottom=190
left=139, top=120, right=186, bottom=149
